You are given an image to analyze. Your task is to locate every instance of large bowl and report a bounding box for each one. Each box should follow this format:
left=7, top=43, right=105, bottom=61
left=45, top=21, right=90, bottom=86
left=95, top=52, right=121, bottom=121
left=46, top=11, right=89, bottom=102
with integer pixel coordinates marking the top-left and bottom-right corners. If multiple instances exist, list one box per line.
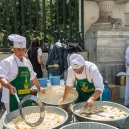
left=72, top=101, right=129, bottom=127
left=3, top=106, right=68, bottom=129
left=37, top=86, right=78, bottom=113
left=60, top=122, right=118, bottom=129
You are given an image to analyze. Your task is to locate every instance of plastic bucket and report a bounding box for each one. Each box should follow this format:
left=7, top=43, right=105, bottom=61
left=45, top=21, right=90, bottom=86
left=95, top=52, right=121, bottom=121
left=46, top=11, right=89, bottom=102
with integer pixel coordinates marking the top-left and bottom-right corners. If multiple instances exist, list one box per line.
left=50, top=76, right=60, bottom=85
left=38, top=78, right=47, bottom=87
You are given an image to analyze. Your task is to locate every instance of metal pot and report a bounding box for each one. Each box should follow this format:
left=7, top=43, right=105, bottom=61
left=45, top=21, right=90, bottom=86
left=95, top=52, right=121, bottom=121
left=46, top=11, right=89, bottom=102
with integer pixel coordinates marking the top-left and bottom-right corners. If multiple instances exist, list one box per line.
left=72, top=101, right=129, bottom=127
left=37, top=86, right=78, bottom=113
left=3, top=106, right=68, bottom=129
left=31, top=85, right=38, bottom=96
left=60, top=122, right=118, bottom=129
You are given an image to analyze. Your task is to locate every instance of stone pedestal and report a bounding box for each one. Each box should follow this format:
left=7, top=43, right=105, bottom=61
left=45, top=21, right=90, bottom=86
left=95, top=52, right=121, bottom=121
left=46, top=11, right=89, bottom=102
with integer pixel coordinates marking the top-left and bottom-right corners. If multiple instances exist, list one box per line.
left=85, top=30, right=129, bottom=83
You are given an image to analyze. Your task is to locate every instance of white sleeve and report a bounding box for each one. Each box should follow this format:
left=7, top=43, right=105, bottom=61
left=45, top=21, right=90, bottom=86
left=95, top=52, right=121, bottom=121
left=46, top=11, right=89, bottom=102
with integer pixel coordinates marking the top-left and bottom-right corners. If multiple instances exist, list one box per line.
left=0, top=60, right=11, bottom=80
left=65, top=67, right=75, bottom=87
left=27, top=60, right=37, bottom=80
left=125, top=47, right=129, bottom=68
left=37, top=48, right=42, bottom=56
left=90, top=64, right=104, bottom=92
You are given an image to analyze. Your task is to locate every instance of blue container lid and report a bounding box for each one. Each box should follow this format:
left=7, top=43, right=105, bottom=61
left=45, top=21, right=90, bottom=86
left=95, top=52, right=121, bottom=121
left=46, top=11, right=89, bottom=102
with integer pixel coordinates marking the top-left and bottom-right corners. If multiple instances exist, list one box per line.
left=50, top=76, right=60, bottom=78
left=38, top=78, right=47, bottom=80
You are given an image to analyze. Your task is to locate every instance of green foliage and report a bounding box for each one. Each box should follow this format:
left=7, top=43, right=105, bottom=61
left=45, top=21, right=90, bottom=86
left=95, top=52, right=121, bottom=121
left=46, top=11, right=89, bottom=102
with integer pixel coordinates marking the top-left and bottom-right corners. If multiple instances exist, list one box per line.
left=0, top=0, right=81, bottom=49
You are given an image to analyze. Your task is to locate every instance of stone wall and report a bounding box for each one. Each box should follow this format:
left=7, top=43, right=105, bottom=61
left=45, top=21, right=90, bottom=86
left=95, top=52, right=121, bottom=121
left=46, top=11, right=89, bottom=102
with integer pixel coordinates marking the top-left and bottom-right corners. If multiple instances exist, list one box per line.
left=83, top=1, right=129, bottom=84
left=0, top=53, right=48, bottom=79
left=0, top=52, right=88, bottom=80
left=83, top=1, right=129, bottom=34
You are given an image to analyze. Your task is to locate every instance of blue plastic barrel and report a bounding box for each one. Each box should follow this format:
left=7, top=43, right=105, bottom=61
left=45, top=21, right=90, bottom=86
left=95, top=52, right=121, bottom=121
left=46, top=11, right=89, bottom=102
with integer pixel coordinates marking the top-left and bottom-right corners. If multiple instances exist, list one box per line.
left=50, top=76, right=60, bottom=86
left=102, top=81, right=112, bottom=101
left=102, top=87, right=112, bottom=101
left=38, top=78, right=47, bottom=87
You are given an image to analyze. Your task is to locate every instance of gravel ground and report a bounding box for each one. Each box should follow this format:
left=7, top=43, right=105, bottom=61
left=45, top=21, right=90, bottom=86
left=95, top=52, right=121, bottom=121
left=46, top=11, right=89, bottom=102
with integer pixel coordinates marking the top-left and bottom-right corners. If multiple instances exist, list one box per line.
left=0, top=98, right=129, bottom=129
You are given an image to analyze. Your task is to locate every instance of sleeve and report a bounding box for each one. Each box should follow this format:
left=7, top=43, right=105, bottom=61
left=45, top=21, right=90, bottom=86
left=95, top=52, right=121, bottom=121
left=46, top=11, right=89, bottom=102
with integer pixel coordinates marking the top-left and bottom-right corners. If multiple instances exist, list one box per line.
left=37, top=48, right=42, bottom=56
left=0, top=60, right=11, bottom=81
left=90, top=64, right=104, bottom=92
left=65, top=67, right=75, bottom=87
left=27, top=60, right=37, bottom=80
left=125, top=47, right=129, bottom=68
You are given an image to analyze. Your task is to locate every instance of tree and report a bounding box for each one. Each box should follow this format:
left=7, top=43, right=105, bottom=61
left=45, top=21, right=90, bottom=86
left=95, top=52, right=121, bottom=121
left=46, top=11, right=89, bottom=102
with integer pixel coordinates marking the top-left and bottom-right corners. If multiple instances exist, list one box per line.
left=0, top=0, right=83, bottom=51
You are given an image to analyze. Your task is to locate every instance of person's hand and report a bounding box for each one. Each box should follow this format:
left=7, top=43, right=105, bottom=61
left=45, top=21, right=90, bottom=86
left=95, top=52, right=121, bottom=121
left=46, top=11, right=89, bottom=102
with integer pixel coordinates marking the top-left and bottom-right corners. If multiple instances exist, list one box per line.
left=58, top=98, right=64, bottom=105
left=39, top=87, right=46, bottom=94
left=9, top=85, right=16, bottom=95
left=85, top=97, right=94, bottom=109
left=41, top=63, right=45, bottom=68
left=0, top=83, right=2, bottom=92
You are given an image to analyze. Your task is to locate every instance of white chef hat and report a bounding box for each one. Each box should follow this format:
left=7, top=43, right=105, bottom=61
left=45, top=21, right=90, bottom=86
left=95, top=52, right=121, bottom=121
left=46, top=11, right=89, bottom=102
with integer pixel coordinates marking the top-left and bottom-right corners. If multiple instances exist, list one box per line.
left=8, top=34, right=26, bottom=48
left=70, top=54, right=85, bottom=69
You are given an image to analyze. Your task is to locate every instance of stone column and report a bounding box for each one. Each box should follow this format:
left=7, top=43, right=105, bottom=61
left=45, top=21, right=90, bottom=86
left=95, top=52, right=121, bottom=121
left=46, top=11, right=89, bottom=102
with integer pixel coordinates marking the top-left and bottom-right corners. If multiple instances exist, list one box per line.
left=83, top=1, right=99, bottom=33
left=96, top=0, right=116, bottom=23
left=125, top=2, right=129, bottom=30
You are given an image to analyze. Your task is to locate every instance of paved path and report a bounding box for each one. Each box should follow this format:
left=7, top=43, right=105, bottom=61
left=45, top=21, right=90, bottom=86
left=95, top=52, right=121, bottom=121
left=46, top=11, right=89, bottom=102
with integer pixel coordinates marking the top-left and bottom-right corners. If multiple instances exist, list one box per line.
left=0, top=98, right=129, bottom=129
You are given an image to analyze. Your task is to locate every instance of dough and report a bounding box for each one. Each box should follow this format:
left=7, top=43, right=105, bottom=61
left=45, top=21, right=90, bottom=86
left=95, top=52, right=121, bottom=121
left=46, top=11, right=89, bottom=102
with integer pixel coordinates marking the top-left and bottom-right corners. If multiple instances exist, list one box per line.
left=7, top=111, right=64, bottom=129
left=75, top=105, right=127, bottom=120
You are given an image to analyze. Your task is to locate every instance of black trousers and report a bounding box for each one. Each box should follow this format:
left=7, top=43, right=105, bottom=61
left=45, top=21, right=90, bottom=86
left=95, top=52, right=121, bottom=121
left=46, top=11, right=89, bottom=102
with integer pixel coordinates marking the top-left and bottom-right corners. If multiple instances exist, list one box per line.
left=34, top=69, right=43, bottom=78
left=0, top=92, right=2, bottom=106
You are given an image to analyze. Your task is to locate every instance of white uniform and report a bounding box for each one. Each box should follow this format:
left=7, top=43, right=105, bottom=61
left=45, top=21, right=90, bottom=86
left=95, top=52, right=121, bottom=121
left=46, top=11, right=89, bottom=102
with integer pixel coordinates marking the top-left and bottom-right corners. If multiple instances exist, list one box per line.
left=66, top=61, right=104, bottom=92
left=125, top=46, right=129, bottom=106
left=0, top=54, right=36, bottom=112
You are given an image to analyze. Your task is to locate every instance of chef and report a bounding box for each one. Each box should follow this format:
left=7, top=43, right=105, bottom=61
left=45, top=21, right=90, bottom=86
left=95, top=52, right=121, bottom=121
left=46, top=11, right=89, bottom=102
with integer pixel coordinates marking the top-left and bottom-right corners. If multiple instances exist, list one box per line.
left=0, top=34, right=45, bottom=113
left=124, top=39, right=129, bottom=107
left=58, top=54, right=104, bottom=108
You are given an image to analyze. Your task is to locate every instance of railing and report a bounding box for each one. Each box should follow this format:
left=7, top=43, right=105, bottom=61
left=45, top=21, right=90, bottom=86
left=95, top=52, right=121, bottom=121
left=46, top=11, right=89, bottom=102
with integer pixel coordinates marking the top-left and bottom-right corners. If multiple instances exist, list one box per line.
left=0, top=0, right=84, bottom=52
